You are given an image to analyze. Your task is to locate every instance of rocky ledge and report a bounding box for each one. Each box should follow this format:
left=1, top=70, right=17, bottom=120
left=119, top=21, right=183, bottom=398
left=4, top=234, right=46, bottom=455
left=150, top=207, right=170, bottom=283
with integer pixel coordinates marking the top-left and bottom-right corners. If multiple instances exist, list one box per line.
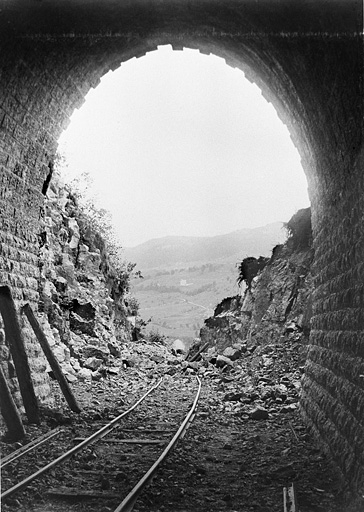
left=34, top=171, right=134, bottom=384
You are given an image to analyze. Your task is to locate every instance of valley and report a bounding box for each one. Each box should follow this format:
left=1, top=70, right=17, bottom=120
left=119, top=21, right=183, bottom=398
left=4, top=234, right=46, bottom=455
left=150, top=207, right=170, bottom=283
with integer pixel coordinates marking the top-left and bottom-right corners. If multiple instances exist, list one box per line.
left=126, top=223, right=286, bottom=341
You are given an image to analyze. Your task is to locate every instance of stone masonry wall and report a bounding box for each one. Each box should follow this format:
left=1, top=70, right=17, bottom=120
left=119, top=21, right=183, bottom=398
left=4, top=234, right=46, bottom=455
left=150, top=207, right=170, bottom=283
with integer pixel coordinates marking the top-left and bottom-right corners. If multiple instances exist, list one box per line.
left=0, top=40, right=135, bottom=408
left=300, top=144, right=364, bottom=492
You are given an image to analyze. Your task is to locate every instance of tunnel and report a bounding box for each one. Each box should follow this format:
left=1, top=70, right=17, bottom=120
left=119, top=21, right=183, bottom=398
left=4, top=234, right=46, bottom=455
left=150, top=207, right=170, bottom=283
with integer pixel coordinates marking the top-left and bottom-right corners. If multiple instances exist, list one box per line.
left=0, top=0, right=363, bottom=494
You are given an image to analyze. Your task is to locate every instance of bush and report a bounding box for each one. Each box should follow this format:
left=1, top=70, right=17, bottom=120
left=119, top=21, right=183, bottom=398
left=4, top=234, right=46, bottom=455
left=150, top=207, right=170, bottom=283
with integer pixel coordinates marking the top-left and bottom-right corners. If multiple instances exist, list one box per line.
left=61, top=170, right=139, bottom=296
left=284, top=207, right=312, bottom=249
left=146, top=329, right=166, bottom=345
left=237, top=256, right=269, bottom=289
left=126, top=296, right=140, bottom=316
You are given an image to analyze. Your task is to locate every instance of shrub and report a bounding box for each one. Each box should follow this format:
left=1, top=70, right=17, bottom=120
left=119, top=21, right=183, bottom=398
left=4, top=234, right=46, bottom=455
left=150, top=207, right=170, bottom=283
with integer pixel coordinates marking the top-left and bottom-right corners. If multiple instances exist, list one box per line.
left=126, top=296, right=140, bottom=316
left=146, top=329, right=166, bottom=345
left=284, top=207, right=312, bottom=249
left=60, top=169, right=139, bottom=297
left=237, top=256, right=269, bottom=289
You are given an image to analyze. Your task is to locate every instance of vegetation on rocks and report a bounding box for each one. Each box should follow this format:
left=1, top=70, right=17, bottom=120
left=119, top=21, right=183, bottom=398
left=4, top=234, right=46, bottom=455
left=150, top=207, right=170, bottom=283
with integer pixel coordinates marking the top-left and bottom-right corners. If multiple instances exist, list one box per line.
left=237, top=256, right=269, bottom=289
left=34, top=169, right=138, bottom=388
left=200, top=208, right=314, bottom=353
left=284, top=207, right=312, bottom=249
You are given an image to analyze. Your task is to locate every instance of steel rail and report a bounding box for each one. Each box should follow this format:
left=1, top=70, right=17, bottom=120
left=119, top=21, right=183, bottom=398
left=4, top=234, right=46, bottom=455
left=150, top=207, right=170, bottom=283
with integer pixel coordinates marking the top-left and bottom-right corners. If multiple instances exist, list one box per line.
left=1, top=378, right=163, bottom=500
left=114, top=375, right=202, bottom=512
left=1, top=427, right=64, bottom=468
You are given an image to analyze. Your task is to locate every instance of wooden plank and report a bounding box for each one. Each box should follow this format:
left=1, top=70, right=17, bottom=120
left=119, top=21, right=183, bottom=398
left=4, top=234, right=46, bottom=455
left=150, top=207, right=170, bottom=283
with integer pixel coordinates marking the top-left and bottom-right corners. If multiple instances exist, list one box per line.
left=74, top=468, right=146, bottom=476
left=47, top=487, right=120, bottom=499
left=188, top=342, right=209, bottom=362
left=21, top=304, right=81, bottom=413
left=123, top=429, right=174, bottom=434
left=0, top=286, right=39, bottom=424
left=73, top=437, right=164, bottom=445
left=0, top=363, right=25, bottom=441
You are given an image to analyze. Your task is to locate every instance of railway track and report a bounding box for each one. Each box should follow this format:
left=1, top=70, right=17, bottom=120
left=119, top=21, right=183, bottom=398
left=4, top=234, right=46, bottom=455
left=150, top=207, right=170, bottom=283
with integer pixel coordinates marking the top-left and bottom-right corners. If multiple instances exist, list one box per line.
left=1, top=375, right=201, bottom=512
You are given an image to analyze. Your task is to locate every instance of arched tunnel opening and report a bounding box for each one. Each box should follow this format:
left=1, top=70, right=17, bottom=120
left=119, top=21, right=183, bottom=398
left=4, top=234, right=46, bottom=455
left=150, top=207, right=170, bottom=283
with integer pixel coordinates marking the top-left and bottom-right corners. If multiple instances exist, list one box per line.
left=0, top=1, right=363, bottom=510
left=56, top=43, right=310, bottom=342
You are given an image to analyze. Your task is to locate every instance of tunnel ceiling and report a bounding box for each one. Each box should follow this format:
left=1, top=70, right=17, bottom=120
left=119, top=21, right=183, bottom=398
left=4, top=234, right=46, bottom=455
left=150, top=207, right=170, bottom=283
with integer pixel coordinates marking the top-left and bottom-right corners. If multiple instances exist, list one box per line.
left=0, top=0, right=362, bottom=37
left=0, top=0, right=361, bottom=186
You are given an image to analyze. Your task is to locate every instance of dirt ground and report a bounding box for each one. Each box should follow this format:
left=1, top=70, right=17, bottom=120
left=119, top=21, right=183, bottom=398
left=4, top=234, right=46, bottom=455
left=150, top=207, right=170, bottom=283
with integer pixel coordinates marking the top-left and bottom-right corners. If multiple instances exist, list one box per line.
left=1, top=339, right=363, bottom=512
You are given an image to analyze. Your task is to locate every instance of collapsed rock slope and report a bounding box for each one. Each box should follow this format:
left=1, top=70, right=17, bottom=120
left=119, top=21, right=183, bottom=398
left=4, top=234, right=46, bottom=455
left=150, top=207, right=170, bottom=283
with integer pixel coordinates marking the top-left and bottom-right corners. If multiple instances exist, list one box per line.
left=200, top=208, right=314, bottom=354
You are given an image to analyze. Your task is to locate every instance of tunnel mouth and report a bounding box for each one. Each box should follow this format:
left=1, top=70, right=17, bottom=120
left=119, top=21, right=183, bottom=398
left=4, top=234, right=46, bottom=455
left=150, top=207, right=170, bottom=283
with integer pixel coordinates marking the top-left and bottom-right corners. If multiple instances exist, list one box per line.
left=56, top=43, right=311, bottom=347
left=0, top=0, right=362, bottom=497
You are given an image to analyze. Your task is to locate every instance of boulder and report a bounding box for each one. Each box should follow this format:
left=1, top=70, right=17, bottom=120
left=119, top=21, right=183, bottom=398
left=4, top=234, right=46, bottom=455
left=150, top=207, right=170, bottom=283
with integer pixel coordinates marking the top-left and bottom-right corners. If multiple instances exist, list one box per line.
left=70, top=358, right=81, bottom=371
left=65, top=373, right=78, bottom=383
left=186, top=361, right=199, bottom=371
left=207, top=347, right=218, bottom=358
left=52, top=344, right=67, bottom=363
left=232, top=341, right=247, bottom=353
left=84, top=357, right=103, bottom=371
left=82, top=345, right=109, bottom=361
left=215, top=355, right=234, bottom=368
left=72, top=300, right=96, bottom=321
left=150, top=354, right=164, bottom=363
left=78, top=367, right=92, bottom=381
left=70, top=312, right=96, bottom=336
left=60, top=362, right=75, bottom=375
left=249, top=407, right=269, bottom=420
left=68, top=217, right=80, bottom=250
left=284, top=321, right=298, bottom=333
left=274, top=383, right=288, bottom=400
left=171, top=339, right=187, bottom=355
left=165, top=367, right=177, bottom=376
left=122, top=358, right=136, bottom=368
left=222, top=346, right=241, bottom=361
left=108, top=340, right=121, bottom=358
left=91, top=370, right=103, bottom=381
left=167, top=359, right=180, bottom=366
left=224, top=392, right=244, bottom=402
left=280, top=404, right=298, bottom=413
left=55, top=276, right=68, bottom=294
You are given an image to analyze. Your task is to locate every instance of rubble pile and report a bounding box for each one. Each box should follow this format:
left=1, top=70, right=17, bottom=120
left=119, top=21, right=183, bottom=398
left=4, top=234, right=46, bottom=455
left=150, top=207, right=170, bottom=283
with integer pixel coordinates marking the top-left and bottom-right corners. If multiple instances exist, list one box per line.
left=3, top=333, right=359, bottom=512
left=200, top=224, right=314, bottom=354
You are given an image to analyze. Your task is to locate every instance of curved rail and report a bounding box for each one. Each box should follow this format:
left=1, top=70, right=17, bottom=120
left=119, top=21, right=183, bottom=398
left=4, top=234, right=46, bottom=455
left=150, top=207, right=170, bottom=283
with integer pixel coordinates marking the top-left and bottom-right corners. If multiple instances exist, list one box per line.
left=1, top=378, right=163, bottom=500
left=114, top=375, right=202, bottom=512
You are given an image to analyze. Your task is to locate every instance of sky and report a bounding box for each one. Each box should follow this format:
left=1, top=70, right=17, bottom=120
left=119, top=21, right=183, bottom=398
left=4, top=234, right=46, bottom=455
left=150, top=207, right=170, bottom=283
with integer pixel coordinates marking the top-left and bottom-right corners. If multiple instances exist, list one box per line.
left=58, top=45, right=310, bottom=248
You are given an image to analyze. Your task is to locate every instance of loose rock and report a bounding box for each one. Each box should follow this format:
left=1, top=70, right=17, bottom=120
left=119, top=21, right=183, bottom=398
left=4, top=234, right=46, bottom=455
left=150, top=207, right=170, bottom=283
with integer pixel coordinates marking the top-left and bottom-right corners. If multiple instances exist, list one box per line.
left=249, top=407, right=269, bottom=420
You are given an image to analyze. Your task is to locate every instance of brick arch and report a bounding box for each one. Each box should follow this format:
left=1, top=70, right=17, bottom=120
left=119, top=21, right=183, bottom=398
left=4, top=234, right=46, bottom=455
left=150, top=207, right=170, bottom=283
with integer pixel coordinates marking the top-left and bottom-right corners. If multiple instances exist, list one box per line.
left=0, top=0, right=363, bottom=492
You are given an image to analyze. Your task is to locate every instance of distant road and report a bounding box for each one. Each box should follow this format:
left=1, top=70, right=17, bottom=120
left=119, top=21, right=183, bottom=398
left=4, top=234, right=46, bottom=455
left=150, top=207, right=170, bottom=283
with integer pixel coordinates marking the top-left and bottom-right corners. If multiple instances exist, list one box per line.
left=180, top=298, right=211, bottom=313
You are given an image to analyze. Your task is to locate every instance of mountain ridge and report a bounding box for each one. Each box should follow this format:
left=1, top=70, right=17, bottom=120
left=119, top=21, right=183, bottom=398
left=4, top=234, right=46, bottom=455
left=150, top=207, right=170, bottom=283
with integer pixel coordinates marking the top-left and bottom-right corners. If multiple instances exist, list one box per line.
left=124, top=222, right=286, bottom=270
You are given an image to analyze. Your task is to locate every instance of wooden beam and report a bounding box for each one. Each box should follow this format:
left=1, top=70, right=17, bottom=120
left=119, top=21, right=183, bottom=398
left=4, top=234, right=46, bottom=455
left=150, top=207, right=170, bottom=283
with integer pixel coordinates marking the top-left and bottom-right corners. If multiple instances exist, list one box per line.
left=188, top=342, right=209, bottom=362
left=73, top=437, right=164, bottom=444
left=0, top=363, right=25, bottom=441
left=21, top=304, right=81, bottom=414
left=47, top=488, right=120, bottom=499
left=0, top=286, right=39, bottom=424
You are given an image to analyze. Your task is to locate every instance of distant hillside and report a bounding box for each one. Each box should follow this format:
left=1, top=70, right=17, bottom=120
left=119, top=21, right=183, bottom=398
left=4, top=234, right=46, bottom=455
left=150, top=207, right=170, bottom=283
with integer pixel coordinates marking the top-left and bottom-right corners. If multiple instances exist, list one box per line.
left=125, top=222, right=286, bottom=270
left=126, top=223, right=287, bottom=341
